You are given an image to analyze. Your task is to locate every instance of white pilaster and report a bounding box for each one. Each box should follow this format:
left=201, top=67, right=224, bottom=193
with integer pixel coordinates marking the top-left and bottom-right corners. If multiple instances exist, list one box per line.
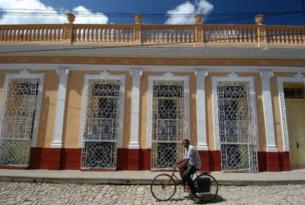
left=51, top=68, right=69, bottom=148
left=260, top=71, right=277, bottom=152
left=195, top=69, right=208, bottom=150
left=129, top=69, right=142, bottom=149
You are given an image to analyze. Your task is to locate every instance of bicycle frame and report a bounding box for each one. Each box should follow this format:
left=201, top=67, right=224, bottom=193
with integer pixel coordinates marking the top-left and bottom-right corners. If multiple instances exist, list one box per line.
left=167, top=166, right=200, bottom=186
left=150, top=166, right=218, bottom=202
left=169, top=166, right=181, bottom=182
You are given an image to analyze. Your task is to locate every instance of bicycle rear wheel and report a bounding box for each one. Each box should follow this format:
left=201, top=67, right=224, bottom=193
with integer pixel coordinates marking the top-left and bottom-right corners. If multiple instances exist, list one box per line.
left=194, top=173, right=218, bottom=202
left=150, top=174, right=176, bottom=201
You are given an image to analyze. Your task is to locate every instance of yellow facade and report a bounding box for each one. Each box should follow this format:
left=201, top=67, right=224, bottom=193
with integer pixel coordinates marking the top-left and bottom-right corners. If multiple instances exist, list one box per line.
left=0, top=70, right=294, bottom=151
left=0, top=67, right=302, bottom=171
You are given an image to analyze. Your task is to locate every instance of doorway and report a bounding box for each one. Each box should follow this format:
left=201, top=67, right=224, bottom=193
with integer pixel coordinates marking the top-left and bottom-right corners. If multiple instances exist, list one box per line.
left=284, top=84, right=305, bottom=169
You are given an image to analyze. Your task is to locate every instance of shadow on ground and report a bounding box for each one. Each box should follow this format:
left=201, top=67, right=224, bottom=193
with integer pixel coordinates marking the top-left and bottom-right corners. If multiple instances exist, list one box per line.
left=195, top=195, right=226, bottom=204
left=169, top=198, right=187, bottom=202
left=168, top=195, right=226, bottom=204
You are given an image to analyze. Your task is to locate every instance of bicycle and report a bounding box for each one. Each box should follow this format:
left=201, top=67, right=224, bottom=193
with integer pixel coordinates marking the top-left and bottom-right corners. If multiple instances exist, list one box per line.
left=150, top=166, right=218, bottom=202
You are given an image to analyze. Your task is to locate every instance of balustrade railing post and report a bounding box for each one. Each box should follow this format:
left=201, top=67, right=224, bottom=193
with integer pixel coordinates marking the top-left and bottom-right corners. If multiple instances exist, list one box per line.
left=133, top=14, right=142, bottom=45
left=255, top=14, right=267, bottom=48
left=64, top=12, right=75, bottom=44
left=195, top=14, right=204, bottom=43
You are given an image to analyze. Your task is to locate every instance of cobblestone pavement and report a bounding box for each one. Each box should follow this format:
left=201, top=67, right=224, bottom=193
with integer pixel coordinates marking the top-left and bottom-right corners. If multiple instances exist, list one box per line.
left=0, top=182, right=305, bottom=205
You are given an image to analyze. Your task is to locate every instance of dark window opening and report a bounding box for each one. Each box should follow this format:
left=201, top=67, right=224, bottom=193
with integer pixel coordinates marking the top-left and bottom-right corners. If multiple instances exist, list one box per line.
left=284, top=88, right=305, bottom=99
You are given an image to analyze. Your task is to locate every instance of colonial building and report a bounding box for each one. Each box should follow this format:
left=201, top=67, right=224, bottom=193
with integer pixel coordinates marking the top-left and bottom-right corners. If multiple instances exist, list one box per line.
left=0, top=14, right=304, bottom=172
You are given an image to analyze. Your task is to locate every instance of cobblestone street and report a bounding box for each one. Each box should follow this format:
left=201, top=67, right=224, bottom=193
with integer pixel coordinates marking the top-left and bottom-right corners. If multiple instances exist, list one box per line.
left=0, top=182, right=305, bottom=205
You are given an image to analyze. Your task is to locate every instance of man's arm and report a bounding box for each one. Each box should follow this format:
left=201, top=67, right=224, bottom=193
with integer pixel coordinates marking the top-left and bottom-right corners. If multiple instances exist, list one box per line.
left=176, top=158, right=189, bottom=168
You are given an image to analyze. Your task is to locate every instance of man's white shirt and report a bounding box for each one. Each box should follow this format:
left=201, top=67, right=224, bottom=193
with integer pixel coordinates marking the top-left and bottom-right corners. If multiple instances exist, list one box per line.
left=184, top=145, right=201, bottom=169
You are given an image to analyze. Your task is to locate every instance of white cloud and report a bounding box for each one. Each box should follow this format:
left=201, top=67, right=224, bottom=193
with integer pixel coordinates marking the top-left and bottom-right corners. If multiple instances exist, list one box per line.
left=165, top=0, right=214, bottom=24
left=72, top=6, right=108, bottom=24
left=0, top=0, right=108, bottom=24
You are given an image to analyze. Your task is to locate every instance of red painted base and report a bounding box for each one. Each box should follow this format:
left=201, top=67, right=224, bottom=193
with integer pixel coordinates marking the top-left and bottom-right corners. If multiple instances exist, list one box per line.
left=279, top=152, right=290, bottom=171
left=117, top=148, right=140, bottom=170
left=2, top=148, right=289, bottom=172
left=209, top=150, right=221, bottom=171
left=60, top=148, right=81, bottom=170
left=30, top=148, right=62, bottom=170
left=29, top=148, right=149, bottom=171
left=257, top=152, right=267, bottom=171
left=257, top=151, right=290, bottom=172
left=197, top=150, right=221, bottom=171
left=116, top=148, right=151, bottom=170
left=140, top=149, right=151, bottom=170
left=267, top=152, right=280, bottom=171
left=198, top=150, right=210, bottom=171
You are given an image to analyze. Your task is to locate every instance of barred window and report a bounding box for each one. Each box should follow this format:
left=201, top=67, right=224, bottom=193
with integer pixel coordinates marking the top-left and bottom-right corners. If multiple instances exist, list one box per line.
left=152, top=80, right=184, bottom=169
left=0, top=78, right=39, bottom=167
left=217, top=81, right=257, bottom=172
left=81, top=79, right=121, bottom=169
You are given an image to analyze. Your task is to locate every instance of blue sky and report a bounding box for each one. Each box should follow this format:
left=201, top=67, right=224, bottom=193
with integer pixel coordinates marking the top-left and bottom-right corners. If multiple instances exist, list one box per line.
left=0, top=0, right=304, bottom=25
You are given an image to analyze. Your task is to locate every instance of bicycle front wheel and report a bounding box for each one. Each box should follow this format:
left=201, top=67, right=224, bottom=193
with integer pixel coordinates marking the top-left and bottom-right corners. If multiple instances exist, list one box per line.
left=150, top=174, right=176, bottom=201
left=194, top=173, right=218, bottom=202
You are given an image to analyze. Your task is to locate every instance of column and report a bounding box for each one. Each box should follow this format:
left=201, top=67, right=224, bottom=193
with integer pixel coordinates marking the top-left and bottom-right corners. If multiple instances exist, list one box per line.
left=195, top=69, right=208, bottom=150
left=51, top=68, right=69, bottom=148
left=128, top=69, right=142, bottom=149
left=260, top=71, right=277, bottom=151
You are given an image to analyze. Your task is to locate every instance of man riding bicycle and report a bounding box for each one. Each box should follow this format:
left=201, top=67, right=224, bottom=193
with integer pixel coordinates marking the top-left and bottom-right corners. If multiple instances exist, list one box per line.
left=176, top=138, right=201, bottom=199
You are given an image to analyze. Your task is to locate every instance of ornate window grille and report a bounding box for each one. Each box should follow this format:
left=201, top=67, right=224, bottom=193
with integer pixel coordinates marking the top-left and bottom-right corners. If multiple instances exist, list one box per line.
left=81, top=80, right=120, bottom=169
left=152, top=81, right=184, bottom=169
left=0, top=78, right=39, bottom=166
left=217, top=81, right=257, bottom=172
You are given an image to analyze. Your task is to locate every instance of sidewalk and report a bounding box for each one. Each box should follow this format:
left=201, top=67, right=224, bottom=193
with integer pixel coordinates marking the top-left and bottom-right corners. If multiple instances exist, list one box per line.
left=0, top=169, right=305, bottom=185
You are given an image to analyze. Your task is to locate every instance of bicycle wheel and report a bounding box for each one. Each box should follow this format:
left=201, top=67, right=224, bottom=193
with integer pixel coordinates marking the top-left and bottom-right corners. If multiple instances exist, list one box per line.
left=194, top=173, right=218, bottom=202
left=150, top=174, right=177, bottom=201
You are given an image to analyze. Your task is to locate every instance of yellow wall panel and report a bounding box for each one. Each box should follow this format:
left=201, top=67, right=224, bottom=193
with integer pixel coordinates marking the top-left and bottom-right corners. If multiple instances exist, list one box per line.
left=63, top=71, right=86, bottom=148
left=37, top=71, right=58, bottom=147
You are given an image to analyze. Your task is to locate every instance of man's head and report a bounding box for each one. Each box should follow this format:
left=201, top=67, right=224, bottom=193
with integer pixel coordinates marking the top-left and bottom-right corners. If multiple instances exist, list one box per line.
left=182, top=139, right=190, bottom=148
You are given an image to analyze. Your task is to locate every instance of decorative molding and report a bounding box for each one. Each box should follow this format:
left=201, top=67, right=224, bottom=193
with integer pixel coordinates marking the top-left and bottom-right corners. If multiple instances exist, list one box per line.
left=195, top=69, right=208, bottom=150
left=0, top=72, right=45, bottom=148
left=2, top=56, right=305, bottom=67
left=227, top=72, right=239, bottom=79
left=212, top=76, right=259, bottom=151
left=80, top=73, right=126, bottom=149
left=99, top=70, right=110, bottom=78
left=56, top=67, right=70, bottom=76
left=51, top=68, right=69, bottom=148
left=163, top=70, right=174, bottom=79
left=129, top=69, right=143, bottom=149
left=147, top=74, right=190, bottom=148
left=1, top=64, right=305, bottom=74
left=194, top=69, right=208, bottom=77
left=260, top=70, right=273, bottom=79
left=260, top=71, right=277, bottom=152
left=20, top=69, right=30, bottom=74
left=293, top=72, right=304, bottom=81
left=130, top=69, right=143, bottom=77
left=277, top=74, right=305, bottom=152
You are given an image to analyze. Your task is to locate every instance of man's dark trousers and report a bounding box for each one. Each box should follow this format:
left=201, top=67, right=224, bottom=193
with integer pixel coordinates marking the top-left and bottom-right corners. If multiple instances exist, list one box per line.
left=182, top=165, right=197, bottom=195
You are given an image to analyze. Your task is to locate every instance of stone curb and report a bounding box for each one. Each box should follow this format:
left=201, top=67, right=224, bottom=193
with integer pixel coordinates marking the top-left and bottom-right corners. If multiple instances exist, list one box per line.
left=1, top=176, right=305, bottom=186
